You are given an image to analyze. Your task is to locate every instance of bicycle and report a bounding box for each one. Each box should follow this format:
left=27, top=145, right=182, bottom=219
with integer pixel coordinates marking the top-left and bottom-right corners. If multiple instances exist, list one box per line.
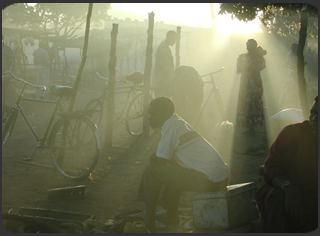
left=2, top=72, right=100, bottom=180
left=124, top=73, right=155, bottom=137
left=195, top=67, right=226, bottom=127
left=124, top=68, right=226, bottom=137
left=84, top=72, right=144, bottom=134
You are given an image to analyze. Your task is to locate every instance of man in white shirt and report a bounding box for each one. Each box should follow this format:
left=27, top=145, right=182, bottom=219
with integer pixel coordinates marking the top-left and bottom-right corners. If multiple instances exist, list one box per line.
left=138, top=97, right=229, bottom=231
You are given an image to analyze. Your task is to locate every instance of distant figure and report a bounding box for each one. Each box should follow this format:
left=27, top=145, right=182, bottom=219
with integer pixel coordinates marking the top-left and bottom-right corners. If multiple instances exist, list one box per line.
left=138, top=97, right=229, bottom=232
left=33, top=41, right=50, bottom=87
left=153, top=31, right=177, bottom=98
left=12, top=40, right=26, bottom=76
left=172, top=65, right=203, bottom=126
left=236, top=39, right=266, bottom=129
left=2, top=40, right=15, bottom=74
left=287, top=43, right=298, bottom=76
left=2, top=40, right=16, bottom=112
left=280, top=43, right=299, bottom=108
left=305, top=47, right=318, bottom=104
left=256, top=96, right=318, bottom=232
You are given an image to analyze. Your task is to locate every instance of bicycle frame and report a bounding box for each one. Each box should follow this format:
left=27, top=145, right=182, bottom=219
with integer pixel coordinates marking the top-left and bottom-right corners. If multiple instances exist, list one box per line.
left=89, top=72, right=144, bottom=120
left=4, top=75, right=63, bottom=147
left=19, top=97, right=61, bottom=147
left=194, top=68, right=225, bottom=127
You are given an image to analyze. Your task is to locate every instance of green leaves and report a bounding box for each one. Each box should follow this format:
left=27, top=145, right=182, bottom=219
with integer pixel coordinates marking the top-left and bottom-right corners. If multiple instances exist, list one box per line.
left=3, top=3, right=111, bottom=39
left=219, top=3, right=318, bottom=38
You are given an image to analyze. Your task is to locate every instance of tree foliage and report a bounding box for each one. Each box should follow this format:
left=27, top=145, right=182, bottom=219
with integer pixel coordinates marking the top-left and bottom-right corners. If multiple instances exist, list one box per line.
left=219, top=3, right=318, bottom=117
left=219, top=3, right=318, bottom=39
left=2, top=3, right=111, bottom=39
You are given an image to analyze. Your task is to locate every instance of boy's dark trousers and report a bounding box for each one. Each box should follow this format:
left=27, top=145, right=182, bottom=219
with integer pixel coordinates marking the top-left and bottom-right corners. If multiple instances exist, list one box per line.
left=138, top=158, right=227, bottom=230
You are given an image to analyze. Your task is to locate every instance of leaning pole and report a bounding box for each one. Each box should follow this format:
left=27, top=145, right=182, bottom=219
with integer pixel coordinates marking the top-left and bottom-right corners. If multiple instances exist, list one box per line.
left=68, top=3, right=93, bottom=112
left=142, top=12, right=154, bottom=137
left=105, top=23, right=118, bottom=149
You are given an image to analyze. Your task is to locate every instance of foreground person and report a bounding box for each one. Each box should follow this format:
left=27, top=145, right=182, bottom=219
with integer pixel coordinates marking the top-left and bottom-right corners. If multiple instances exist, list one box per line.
left=256, top=96, right=318, bottom=232
left=138, top=97, right=229, bottom=232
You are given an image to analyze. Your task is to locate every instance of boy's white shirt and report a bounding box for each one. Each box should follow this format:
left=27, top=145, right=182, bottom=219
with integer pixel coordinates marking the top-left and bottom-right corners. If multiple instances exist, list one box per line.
left=156, top=114, right=229, bottom=183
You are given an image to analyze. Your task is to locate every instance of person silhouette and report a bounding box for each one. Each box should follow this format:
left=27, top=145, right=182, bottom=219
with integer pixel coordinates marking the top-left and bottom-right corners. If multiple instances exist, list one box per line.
left=153, top=31, right=177, bottom=98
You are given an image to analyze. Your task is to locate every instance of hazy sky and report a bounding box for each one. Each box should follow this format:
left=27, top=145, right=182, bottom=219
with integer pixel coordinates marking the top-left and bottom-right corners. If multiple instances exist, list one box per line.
left=25, top=3, right=262, bottom=34
left=109, top=3, right=262, bottom=34
left=109, top=3, right=213, bottom=28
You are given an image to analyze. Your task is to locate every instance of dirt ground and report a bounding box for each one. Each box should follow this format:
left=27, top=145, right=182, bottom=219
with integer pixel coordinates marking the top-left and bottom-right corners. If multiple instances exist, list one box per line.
left=2, top=80, right=158, bottom=228
left=2, top=78, right=263, bottom=233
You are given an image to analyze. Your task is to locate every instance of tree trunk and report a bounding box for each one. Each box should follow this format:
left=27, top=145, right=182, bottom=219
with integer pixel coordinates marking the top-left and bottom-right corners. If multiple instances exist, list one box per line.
left=68, top=3, right=93, bottom=112
left=297, top=6, right=308, bottom=118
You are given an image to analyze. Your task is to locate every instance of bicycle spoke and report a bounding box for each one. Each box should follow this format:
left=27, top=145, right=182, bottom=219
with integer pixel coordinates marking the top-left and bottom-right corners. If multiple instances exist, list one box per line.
left=50, top=117, right=99, bottom=179
left=126, top=94, right=144, bottom=136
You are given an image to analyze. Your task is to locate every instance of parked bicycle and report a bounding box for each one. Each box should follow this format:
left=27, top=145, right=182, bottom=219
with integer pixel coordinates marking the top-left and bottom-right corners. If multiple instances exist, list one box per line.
left=124, top=68, right=226, bottom=136
left=195, top=67, right=226, bottom=127
left=84, top=72, right=144, bottom=135
left=2, top=72, right=100, bottom=180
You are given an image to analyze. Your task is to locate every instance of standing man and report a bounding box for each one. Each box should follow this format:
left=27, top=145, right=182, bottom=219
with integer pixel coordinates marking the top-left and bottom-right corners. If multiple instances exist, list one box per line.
left=2, top=39, right=15, bottom=74
left=153, top=31, right=177, bottom=98
left=138, top=97, right=229, bottom=232
left=33, top=40, right=50, bottom=88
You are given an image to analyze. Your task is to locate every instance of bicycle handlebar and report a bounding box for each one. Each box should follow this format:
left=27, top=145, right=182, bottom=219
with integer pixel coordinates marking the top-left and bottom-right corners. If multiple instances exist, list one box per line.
left=95, top=72, right=130, bottom=87
left=200, top=67, right=225, bottom=79
left=95, top=72, right=109, bottom=81
left=3, top=72, right=47, bottom=91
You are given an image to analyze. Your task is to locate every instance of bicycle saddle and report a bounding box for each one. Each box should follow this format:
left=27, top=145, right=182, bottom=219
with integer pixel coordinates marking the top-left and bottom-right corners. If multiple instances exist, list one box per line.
left=126, top=72, right=144, bottom=84
left=50, top=85, right=74, bottom=97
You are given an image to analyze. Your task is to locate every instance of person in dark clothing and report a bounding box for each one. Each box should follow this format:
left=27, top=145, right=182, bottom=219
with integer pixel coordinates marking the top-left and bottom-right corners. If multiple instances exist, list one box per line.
left=33, top=41, right=50, bottom=87
left=138, top=97, right=229, bottom=232
left=172, top=65, right=203, bottom=126
left=153, top=31, right=177, bottom=98
left=2, top=40, right=15, bottom=74
left=256, top=96, right=318, bottom=232
left=2, top=40, right=16, bottom=115
left=236, top=39, right=266, bottom=129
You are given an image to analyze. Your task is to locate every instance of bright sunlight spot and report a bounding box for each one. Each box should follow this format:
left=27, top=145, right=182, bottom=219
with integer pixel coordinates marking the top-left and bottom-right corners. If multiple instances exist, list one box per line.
left=215, top=14, right=262, bottom=35
left=110, top=3, right=212, bottom=28
left=110, top=3, right=262, bottom=35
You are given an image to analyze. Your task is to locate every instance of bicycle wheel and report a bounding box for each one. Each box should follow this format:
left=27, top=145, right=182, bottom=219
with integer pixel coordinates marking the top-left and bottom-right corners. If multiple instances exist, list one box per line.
left=2, top=108, right=18, bottom=145
left=84, top=99, right=103, bottom=127
left=125, top=93, right=144, bottom=136
left=48, top=116, right=100, bottom=180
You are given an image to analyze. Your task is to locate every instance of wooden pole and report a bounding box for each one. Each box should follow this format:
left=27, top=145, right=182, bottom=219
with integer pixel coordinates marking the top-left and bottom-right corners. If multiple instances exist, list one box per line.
left=143, top=12, right=155, bottom=137
left=68, top=3, right=93, bottom=112
left=175, top=26, right=181, bottom=67
left=105, top=23, right=118, bottom=149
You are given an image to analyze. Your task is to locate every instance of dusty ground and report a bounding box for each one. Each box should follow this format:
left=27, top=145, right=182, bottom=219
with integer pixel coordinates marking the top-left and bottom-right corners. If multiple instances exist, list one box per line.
left=2, top=79, right=158, bottom=228
left=2, top=77, right=264, bottom=233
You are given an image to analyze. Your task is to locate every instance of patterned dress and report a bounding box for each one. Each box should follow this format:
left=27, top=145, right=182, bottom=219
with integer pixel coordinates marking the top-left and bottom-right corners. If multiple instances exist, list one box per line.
left=236, top=51, right=266, bottom=128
